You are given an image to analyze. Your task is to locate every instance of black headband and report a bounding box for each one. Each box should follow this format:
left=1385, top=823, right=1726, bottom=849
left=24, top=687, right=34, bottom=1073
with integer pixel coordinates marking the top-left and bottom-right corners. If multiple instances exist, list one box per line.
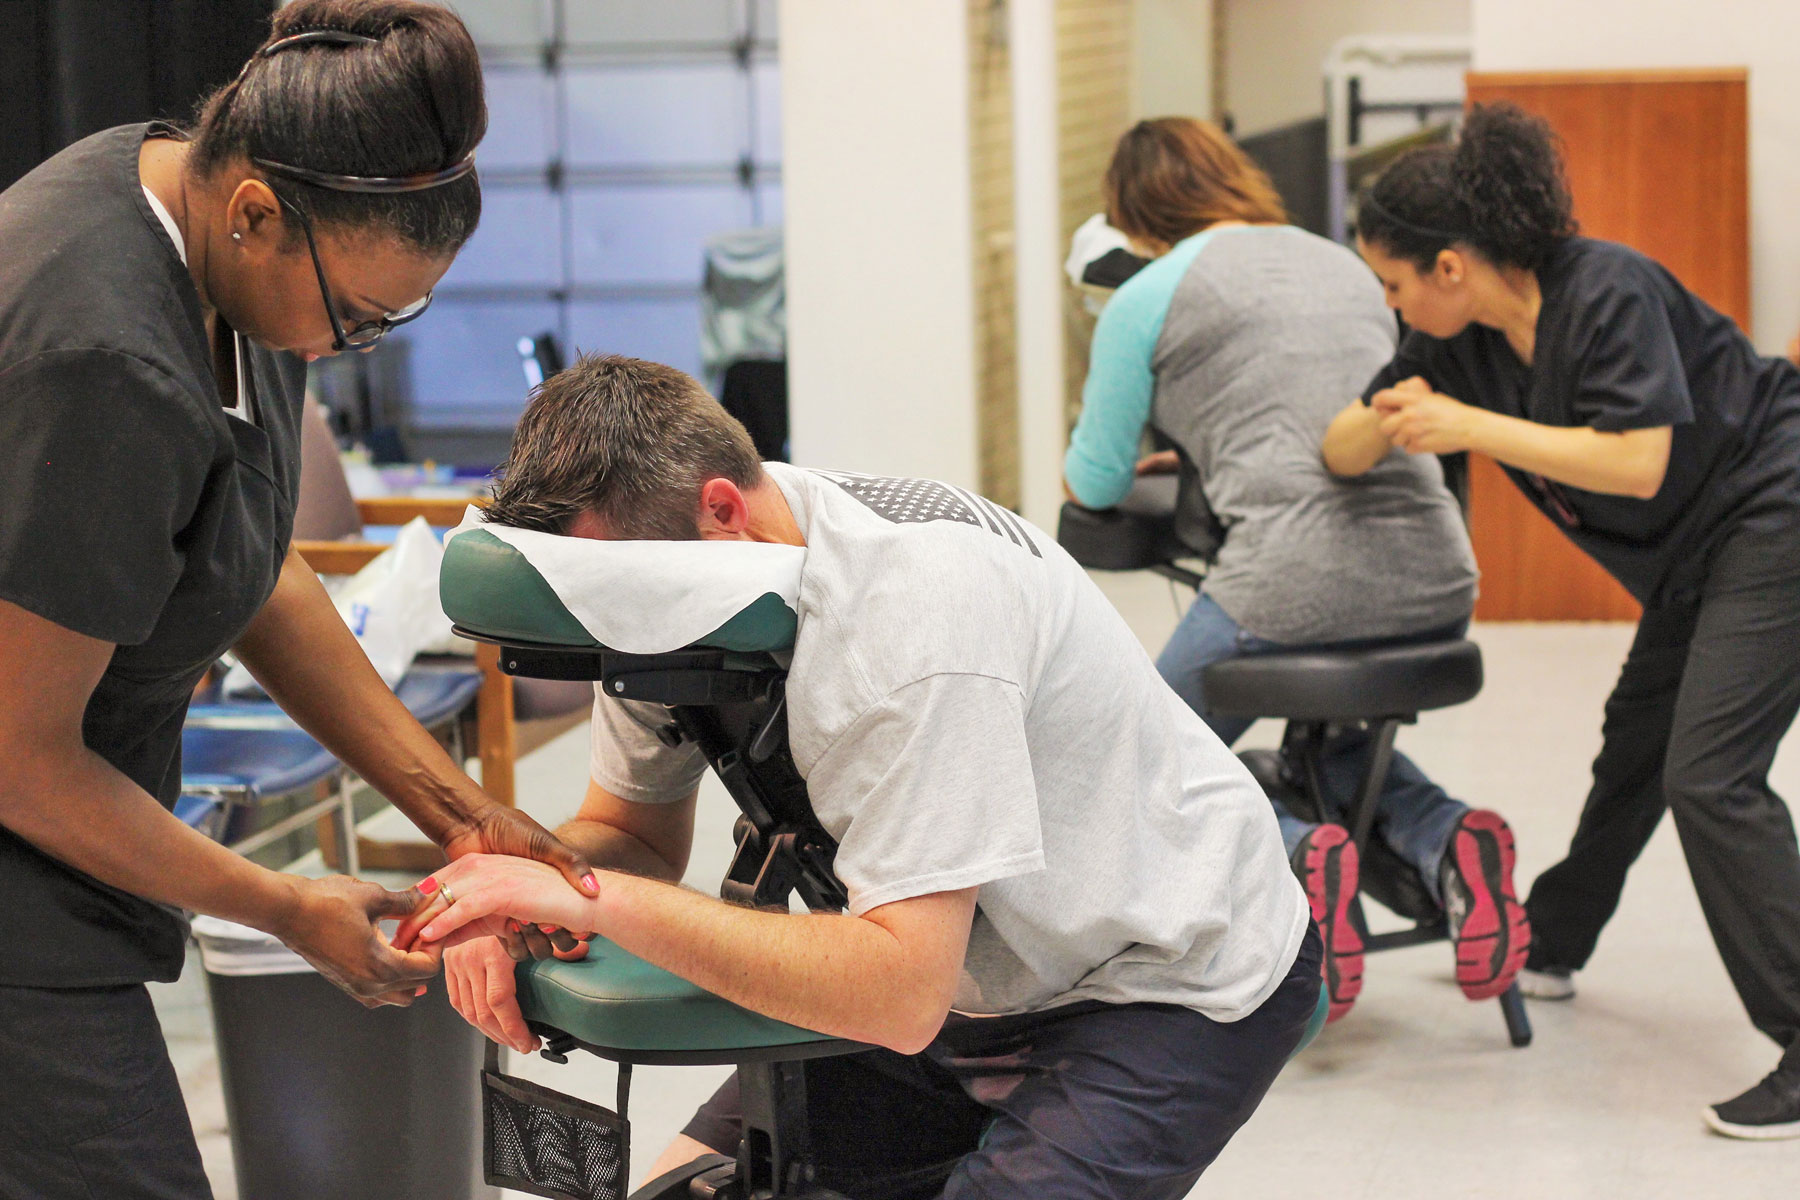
left=251, top=154, right=477, bottom=194
left=260, top=29, right=378, bottom=56
left=240, top=27, right=476, bottom=194
left=1357, top=192, right=1465, bottom=244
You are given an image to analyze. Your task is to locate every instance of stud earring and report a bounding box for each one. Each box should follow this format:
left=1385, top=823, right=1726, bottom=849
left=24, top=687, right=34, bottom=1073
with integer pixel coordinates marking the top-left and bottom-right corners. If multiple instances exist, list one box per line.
left=232, top=232, right=242, bottom=241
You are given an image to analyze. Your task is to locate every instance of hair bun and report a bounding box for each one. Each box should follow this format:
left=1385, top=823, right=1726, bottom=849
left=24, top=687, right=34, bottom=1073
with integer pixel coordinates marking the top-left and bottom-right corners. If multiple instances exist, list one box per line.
left=1451, top=103, right=1577, bottom=270
left=188, top=0, right=485, bottom=255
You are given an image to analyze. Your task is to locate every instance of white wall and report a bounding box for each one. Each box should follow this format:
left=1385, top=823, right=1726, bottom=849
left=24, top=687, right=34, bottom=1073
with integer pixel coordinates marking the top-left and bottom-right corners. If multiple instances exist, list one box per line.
left=778, top=0, right=979, bottom=487
left=1132, top=0, right=1214, bottom=120
left=1473, top=0, right=1800, bottom=349
left=1224, top=0, right=1469, bottom=135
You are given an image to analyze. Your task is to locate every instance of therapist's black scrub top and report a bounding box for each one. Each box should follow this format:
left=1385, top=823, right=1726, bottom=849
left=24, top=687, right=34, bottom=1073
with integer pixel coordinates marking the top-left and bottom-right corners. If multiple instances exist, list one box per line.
left=0, top=124, right=305, bottom=987
left=1363, top=236, right=1800, bottom=607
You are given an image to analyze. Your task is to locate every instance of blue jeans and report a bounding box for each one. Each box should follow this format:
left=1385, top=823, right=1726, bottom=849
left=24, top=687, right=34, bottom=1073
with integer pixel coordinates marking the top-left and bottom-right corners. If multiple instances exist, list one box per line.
left=1157, top=593, right=1469, bottom=904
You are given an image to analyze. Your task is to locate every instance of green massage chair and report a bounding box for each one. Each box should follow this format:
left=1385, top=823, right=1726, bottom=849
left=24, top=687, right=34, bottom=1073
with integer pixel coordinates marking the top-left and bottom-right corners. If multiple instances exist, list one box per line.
left=441, top=517, right=858, bottom=1200
left=439, top=512, right=1331, bottom=1200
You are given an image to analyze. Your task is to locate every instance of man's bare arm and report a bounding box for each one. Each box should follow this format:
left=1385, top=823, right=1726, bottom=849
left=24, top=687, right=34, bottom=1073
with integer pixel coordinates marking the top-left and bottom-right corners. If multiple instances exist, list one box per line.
left=554, top=777, right=697, bottom=882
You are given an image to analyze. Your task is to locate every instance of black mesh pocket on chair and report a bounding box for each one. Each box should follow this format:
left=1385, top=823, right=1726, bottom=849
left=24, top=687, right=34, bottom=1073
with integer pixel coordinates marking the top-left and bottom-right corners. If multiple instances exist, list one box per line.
left=482, top=1069, right=629, bottom=1200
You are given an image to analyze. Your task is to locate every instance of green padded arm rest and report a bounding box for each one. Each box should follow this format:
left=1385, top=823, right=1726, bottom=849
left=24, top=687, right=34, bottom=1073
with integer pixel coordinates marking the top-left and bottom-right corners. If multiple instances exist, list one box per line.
left=515, top=937, right=846, bottom=1062
left=441, top=527, right=799, bottom=653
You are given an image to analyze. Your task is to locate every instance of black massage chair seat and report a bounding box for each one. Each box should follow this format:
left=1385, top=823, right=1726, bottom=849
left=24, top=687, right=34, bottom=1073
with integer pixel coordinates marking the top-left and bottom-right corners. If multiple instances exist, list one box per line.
left=1057, top=477, right=1531, bottom=1048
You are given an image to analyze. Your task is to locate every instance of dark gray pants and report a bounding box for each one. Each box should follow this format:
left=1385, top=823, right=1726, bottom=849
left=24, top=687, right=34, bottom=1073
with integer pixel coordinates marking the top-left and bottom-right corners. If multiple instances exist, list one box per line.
left=0, top=982, right=212, bottom=1199
left=1525, top=514, right=1800, bottom=1070
left=683, top=923, right=1322, bottom=1200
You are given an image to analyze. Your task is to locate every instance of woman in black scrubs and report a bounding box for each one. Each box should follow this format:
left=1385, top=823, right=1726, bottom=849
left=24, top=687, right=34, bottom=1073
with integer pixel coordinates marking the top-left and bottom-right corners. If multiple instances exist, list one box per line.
left=0, top=3, right=594, bottom=1194
left=1324, top=103, right=1800, bottom=1139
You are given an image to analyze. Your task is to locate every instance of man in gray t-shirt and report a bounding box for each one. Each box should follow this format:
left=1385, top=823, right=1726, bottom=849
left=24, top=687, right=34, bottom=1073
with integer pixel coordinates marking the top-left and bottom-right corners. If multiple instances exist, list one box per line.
left=436, top=354, right=1320, bottom=1199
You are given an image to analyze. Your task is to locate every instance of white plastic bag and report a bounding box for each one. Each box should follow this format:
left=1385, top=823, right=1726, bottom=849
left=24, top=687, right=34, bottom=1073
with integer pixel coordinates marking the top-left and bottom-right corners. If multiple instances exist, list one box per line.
left=223, top=518, right=455, bottom=696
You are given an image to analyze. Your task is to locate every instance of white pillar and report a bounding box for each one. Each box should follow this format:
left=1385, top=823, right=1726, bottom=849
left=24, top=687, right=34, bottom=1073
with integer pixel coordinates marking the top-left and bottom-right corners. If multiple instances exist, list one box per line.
left=779, top=0, right=980, bottom=487
left=1009, top=0, right=1067, bottom=530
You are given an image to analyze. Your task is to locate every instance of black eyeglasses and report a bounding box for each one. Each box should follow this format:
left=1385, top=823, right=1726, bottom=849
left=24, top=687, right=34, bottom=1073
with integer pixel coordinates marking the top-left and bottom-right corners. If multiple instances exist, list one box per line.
left=269, top=189, right=431, bottom=353
left=222, top=29, right=476, bottom=352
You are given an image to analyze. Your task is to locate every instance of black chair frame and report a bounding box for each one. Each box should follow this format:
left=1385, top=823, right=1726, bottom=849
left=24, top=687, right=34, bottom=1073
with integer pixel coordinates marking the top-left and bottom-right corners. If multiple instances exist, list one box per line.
left=1236, top=713, right=1531, bottom=1048
left=1055, top=483, right=1532, bottom=1049
left=460, top=631, right=860, bottom=1200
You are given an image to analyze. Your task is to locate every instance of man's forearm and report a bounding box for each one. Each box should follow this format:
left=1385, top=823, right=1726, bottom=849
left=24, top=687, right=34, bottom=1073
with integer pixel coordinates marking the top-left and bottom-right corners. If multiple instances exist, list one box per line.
left=233, top=547, right=487, bottom=844
left=554, top=818, right=684, bottom=882
left=588, top=873, right=961, bottom=1054
left=0, top=747, right=300, bottom=934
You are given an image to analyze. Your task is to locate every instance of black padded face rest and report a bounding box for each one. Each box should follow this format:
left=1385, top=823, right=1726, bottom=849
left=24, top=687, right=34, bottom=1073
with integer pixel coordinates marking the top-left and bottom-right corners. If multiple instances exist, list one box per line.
left=1081, top=246, right=1153, bottom=289
left=1057, top=475, right=1217, bottom=570
left=1201, top=639, right=1483, bottom=722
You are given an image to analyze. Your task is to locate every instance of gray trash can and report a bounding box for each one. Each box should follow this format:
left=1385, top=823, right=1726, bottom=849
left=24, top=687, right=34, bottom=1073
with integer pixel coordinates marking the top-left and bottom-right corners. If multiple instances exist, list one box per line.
left=194, top=916, right=490, bottom=1200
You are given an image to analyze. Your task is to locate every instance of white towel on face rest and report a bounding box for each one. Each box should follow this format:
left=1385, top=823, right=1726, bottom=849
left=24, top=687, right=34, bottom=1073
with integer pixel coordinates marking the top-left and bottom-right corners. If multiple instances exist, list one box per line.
left=445, top=508, right=805, bottom=655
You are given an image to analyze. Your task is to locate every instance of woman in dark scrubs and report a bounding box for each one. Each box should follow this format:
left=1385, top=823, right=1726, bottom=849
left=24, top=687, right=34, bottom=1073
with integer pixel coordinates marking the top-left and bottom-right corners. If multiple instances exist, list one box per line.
left=0, top=3, right=594, bottom=1194
left=1324, top=102, right=1800, bottom=1139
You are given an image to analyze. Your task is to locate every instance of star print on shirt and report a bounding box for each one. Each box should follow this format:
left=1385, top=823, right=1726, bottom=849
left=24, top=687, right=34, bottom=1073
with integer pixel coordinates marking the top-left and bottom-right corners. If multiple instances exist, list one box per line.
left=817, top=472, right=1042, bottom=557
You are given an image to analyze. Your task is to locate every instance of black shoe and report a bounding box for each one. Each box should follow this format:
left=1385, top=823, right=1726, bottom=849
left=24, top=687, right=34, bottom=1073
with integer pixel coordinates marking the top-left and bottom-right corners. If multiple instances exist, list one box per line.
left=1704, top=1067, right=1800, bottom=1140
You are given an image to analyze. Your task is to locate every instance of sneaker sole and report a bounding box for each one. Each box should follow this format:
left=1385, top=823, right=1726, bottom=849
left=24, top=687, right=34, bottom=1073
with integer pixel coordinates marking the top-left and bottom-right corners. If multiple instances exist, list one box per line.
left=1517, top=968, right=1576, bottom=1001
left=1703, top=1108, right=1800, bottom=1141
left=1298, top=826, right=1363, bottom=1022
left=1450, top=811, right=1532, bottom=1001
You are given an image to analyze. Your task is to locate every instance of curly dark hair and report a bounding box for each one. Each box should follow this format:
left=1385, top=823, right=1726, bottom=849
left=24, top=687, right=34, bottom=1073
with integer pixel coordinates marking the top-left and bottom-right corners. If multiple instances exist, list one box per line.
left=1356, top=103, right=1577, bottom=271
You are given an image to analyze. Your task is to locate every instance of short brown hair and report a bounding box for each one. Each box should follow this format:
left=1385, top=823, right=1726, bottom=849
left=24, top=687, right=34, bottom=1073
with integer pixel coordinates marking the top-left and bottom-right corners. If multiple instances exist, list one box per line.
left=486, top=354, right=764, bottom=539
left=1104, top=117, right=1286, bottom=247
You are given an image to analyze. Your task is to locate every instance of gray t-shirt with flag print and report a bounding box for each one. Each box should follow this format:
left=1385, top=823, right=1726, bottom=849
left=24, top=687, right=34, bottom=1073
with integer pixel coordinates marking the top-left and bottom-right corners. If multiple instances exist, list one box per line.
left=589, top=462, right=1308, bottom=1021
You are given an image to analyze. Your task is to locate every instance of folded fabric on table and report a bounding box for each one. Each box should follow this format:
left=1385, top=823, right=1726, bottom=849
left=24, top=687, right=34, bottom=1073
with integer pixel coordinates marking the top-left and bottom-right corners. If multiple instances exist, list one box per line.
left=441, top=508, right=804, bottom=654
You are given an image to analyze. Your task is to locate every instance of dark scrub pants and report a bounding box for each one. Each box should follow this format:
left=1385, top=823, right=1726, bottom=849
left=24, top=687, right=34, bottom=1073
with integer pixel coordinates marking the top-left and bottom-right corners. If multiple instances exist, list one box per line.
left=680, top=924, right=1323, bottom=1200
left=0, top=985, right=213, bottom=1199
left=1526, top=513, right=1800, bottom=1069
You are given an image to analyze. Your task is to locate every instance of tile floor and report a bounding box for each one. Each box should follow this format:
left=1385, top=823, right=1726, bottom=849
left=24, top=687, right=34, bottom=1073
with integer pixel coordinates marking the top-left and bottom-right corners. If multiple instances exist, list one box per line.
left=152, top=569, right=1800, bottom=1198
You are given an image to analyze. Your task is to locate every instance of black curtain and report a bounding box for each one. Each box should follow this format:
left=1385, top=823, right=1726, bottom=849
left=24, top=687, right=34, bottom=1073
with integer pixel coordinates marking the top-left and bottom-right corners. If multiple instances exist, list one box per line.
left=1238, top=116, right=1330, bottom=239
left=0, top=0, right=275, bottom=192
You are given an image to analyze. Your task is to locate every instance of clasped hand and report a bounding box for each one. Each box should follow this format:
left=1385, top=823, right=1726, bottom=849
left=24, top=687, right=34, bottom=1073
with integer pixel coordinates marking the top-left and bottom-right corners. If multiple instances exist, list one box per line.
left=1371, top=376, right=1477, bottom=455
left=394, top=854, right=601, bottom=1054
left=276, top=875, right=443, bottom=1009
left=277, top=807, right=595, bottom=1011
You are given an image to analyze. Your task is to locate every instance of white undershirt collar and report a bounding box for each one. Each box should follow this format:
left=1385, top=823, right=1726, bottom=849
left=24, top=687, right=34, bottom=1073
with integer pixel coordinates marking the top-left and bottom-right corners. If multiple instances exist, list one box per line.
left=142, top=183, right=254, bottom=424
left=142, top=184, right=186, bottom=265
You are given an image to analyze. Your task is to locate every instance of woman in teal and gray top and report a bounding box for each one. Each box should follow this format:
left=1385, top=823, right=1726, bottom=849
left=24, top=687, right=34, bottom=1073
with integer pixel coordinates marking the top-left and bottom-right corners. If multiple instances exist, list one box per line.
left=1065, top=117, right=1526, bottom=1022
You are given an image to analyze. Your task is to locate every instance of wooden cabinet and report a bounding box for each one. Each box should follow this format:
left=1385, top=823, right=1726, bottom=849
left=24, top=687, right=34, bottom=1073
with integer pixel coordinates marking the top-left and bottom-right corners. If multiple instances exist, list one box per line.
left=1460, top=69, right=1749, bottom=621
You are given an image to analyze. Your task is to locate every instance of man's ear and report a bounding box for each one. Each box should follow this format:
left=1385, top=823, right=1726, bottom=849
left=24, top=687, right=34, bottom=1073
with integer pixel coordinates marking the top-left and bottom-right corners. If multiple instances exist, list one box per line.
left=695, top=478, right=751, bottom=540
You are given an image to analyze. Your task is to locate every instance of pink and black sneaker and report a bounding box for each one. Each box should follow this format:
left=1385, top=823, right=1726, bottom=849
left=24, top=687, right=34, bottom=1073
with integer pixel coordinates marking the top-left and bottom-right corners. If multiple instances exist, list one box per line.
left=1292, top=823, right=1363, bottom=1022
left=1441, top=810, right=1532, bottom=1001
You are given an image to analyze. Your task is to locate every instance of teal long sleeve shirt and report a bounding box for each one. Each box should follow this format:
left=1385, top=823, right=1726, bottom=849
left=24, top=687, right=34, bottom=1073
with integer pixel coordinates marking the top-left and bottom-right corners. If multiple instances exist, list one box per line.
left=1063, top=230, right=1220, bottom=508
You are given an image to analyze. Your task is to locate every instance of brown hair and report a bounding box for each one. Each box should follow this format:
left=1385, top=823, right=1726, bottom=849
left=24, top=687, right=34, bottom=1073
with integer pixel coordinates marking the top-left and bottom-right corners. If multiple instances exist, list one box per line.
left=1104, top=117, right=1286, bottom=248
left=486, top=355, right=764, bottom=540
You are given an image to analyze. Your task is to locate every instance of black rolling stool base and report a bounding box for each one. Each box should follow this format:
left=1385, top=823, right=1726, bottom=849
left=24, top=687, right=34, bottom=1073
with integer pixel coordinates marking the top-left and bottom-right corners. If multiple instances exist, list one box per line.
left=1212, top=643, right=1532, bottom=1049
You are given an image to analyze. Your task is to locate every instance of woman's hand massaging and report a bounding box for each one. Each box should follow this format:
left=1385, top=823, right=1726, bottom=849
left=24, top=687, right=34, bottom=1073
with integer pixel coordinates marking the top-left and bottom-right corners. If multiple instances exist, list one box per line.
left=1370, top=376, right=1481, bottom=455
